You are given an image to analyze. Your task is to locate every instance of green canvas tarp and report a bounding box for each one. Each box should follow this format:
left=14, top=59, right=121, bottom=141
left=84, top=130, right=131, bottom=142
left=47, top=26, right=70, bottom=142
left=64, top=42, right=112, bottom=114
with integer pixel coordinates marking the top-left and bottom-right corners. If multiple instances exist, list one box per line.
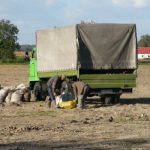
left=36, top=23, right=137, bottom=72
left=77, top=24, right=137, bottom=70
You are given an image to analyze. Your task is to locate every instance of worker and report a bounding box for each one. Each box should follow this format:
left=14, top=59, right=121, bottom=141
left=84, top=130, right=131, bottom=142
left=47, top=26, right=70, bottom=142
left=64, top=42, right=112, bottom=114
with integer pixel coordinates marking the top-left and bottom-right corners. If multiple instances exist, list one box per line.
left=24, top=51, right=30, bottom=62
left=72, top=81, right=89, bottom=109
left=47, top=75, right=65, bottom=108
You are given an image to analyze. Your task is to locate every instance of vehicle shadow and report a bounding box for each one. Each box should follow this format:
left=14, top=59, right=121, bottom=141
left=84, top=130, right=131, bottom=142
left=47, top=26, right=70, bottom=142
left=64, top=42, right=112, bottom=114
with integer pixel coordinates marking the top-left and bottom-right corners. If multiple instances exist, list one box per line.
left=85, top=97, right=150, bottom=108
left=120, top=97, right=150, bottom=105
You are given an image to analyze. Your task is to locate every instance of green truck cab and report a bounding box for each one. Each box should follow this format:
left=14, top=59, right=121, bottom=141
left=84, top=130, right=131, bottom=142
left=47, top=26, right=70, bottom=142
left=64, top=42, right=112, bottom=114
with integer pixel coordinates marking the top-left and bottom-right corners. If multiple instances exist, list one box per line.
left=29, top=48, right=38, bottom=81
left=29, top=23, right=137, bottom=104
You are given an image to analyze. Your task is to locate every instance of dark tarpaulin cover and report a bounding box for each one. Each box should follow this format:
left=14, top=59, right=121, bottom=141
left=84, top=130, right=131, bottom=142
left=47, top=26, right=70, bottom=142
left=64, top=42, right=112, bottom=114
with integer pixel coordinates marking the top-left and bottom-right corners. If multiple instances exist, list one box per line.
left=77, top=24, right=137, bottom=70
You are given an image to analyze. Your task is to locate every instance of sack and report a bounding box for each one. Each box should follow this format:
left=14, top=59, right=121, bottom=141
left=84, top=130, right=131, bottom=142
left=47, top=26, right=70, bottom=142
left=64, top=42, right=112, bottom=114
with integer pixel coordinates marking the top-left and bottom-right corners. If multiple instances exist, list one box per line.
left=61, top=93, right=75, bottom=102
left=10, top=91, right=23, bottom=104
left=16, top=83, right=26, bottom=90
left=60, top=100, right=77, bottom=109
left=23, top=91, right=31, bottom=102
left=5, top=92, right=13, bottom=103
left=55, top=96, right=62, bottom=107
left=0, top=88, right=9, bottom=103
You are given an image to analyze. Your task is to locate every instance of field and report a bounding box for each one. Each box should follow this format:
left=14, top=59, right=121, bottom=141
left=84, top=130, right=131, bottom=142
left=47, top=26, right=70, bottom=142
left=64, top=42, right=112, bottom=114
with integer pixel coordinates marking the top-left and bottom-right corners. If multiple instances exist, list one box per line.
left=0, top=65, right=150, bottom=150
left=15, top=51, right=31, bottom=57
left=15, top=51, right=26, bottom=57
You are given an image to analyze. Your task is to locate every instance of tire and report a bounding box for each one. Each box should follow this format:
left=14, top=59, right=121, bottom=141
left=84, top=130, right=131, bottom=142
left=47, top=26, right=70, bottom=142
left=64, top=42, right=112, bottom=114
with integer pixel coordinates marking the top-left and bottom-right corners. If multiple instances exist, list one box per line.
left=23, top=91, right=31, bottom=102
left=101, top=97, right=105, bottom=104
left=41, top=82, right=48, bottom=101
left=112, top=95, right=120, bottom=104
left=33, top=82, right=42, bottom=101
left=104, top=97, right=112, bottom=105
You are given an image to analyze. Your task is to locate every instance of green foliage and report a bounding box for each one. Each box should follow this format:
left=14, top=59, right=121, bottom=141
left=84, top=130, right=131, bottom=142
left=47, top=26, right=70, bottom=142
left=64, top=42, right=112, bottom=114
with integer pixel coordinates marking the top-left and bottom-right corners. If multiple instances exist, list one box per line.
left=138, top=34, right=150, bottom=47
left=0, top=57, right=28, bottom=64
left=0, top=19, right=20, bottom=60
left=139, top=61, right=150, bottom=65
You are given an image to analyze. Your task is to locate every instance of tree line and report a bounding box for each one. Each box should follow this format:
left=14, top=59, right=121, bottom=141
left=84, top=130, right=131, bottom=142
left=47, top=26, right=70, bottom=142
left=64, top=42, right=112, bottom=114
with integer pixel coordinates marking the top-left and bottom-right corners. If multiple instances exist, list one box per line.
left=0, top=19, right=35, bottom=62
left=0, top=19, right=150, bottom=61
left=0, top=19, right=19, bottom=61
left=19, top=44, right=35, bottom=51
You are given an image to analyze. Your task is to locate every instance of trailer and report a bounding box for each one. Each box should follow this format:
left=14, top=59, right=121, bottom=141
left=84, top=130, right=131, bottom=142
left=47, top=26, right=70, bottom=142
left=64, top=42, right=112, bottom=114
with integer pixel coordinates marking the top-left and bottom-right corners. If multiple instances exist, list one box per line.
left=29, top=23, right=137, bottom=104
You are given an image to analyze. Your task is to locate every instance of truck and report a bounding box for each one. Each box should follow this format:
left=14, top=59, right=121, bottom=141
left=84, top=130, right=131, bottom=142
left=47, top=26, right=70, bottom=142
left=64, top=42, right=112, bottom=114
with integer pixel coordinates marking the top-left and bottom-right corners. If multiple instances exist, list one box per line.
left=29, top=23, right=137, bottom=104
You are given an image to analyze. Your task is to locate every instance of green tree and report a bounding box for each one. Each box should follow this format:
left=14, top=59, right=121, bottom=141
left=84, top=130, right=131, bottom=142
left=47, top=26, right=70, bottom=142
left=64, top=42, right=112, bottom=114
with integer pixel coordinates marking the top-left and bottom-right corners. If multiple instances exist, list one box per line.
left=138, top=34, right=150, bottom=47
left=0, top=19, right=19, bottom=60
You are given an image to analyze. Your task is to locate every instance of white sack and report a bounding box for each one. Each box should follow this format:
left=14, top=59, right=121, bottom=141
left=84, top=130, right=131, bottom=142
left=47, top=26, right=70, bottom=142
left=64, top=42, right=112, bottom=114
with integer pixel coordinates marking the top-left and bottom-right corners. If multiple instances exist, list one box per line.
left=5, top=92, right=13, bottom=103
left=10, top=91, right=23, bottom=104
left=0, top=88, right=9, bottom=103
left=16, top=83, right=26, bottom=90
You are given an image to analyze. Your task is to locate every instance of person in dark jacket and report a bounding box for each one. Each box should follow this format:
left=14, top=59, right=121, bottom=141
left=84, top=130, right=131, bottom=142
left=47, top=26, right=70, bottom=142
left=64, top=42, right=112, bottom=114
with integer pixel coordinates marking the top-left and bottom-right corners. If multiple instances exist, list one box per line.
left=47, top=75, right=65, bottom=108
left=72, top=81, right=89, bottom=109
left=24, top=51, right=30, bottom=62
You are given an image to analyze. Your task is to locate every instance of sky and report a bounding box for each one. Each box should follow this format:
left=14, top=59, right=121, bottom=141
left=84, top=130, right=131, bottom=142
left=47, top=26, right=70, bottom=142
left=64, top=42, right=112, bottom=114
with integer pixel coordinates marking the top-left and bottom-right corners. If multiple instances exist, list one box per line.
left=0, top=0, right=150, bottom=44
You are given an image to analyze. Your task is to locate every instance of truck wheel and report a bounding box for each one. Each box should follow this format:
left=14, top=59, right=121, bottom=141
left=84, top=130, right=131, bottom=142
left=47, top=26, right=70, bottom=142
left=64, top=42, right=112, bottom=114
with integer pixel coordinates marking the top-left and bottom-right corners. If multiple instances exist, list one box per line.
left=33, top=82, right=42, bottom=101
left=41, top=82, right=48, bottom=101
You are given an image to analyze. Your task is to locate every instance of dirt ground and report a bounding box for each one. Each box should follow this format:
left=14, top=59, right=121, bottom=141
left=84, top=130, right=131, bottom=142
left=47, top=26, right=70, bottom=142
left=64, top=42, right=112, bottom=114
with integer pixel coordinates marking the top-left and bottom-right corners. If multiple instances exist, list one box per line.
left=0, top=65, right=150, bottom=150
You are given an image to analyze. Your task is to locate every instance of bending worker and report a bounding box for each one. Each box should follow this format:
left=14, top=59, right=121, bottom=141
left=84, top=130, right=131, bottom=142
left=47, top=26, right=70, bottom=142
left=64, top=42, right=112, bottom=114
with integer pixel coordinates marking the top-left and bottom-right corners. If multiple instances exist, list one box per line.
left=47, top=75, right=65, bottom=108
left=72, top=81, right=89, bottom=109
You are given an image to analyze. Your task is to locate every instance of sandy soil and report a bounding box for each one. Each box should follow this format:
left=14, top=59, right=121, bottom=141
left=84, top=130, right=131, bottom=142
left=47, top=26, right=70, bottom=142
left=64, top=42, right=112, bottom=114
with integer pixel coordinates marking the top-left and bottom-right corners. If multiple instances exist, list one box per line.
left=0, top=65, right=150, bottom=150
left=0, top=65, right=29, bottom=87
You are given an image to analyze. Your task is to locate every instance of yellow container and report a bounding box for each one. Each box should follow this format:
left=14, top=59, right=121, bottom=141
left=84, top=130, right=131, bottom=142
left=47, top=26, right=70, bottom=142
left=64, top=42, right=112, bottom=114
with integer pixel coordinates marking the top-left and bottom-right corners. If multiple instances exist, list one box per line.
left=60, top=100, right=77, bottom=109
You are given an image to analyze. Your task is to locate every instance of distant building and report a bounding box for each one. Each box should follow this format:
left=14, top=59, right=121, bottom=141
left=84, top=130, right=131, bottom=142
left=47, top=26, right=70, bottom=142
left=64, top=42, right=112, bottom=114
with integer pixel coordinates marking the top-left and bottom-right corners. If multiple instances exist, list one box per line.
left=138, top=47, right=150, bottom=60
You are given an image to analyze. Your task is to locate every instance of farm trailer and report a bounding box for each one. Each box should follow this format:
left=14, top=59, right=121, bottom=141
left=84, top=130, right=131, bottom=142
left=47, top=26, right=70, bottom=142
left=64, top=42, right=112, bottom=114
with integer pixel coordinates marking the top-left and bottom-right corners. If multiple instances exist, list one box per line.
left=29, top=23, right=138, bottom=104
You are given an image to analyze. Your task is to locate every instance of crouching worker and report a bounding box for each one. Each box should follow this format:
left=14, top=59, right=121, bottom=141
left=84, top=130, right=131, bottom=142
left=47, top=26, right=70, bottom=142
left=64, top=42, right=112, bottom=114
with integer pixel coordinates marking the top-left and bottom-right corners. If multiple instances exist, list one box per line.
left=72, top=81, right=89, bottom=109
left=47, top=75, right=65, bottom=108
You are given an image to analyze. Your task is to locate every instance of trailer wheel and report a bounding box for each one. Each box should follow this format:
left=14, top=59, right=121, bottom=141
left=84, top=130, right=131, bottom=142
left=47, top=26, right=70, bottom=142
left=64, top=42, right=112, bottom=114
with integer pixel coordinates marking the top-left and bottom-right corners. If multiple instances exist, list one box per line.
left=112, top=95, right=120, bottom=104
left=101, top=96, right=112, bottom=105
left=101, top=97, right=105, bottom=104
left=33, top=82, right=42, bottom=101
left=104, top=97, right=112, bottom=105
left=40, top=82, right=48, bottom=101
